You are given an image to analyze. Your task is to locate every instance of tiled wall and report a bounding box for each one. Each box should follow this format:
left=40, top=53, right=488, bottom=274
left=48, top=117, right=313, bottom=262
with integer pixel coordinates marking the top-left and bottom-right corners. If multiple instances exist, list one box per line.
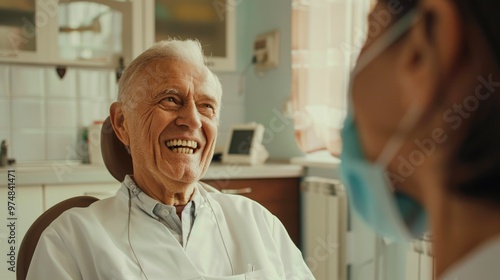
left=0, top=64, right=244, bottom=162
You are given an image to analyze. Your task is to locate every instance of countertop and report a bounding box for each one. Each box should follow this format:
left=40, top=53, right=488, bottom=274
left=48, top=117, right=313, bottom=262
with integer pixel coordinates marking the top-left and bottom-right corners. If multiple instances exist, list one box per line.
left=0, top=161, right=304, bottom=186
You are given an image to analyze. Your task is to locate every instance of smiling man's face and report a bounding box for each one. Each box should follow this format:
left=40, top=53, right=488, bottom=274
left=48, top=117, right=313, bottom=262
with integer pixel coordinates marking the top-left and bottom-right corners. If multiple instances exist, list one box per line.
left=122, top=58, right=220, bottom=189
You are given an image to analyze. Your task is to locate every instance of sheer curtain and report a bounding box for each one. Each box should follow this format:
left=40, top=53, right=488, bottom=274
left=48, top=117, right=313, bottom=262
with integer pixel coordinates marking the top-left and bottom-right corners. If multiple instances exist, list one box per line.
left=291, top=0, right=371, bottom=156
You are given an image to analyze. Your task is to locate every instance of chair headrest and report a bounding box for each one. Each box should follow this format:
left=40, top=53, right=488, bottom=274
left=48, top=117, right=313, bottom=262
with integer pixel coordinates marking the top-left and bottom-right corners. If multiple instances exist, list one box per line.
left=100, top=117, right=133, bottom=182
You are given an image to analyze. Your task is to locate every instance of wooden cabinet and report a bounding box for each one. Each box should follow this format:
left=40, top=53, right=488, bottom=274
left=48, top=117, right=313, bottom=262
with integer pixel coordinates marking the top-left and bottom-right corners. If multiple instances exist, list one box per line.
left=202, top=178, right=301, bottom=246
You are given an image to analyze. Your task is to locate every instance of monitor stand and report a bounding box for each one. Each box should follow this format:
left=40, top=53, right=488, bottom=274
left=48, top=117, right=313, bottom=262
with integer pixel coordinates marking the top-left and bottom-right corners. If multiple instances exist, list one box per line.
left=250, top=143, right=269, bottom=165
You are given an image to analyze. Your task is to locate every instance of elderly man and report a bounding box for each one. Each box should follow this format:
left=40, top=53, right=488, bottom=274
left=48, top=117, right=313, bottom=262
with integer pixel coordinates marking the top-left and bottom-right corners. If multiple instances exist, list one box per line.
left=27, top=40, right=314, bottom=280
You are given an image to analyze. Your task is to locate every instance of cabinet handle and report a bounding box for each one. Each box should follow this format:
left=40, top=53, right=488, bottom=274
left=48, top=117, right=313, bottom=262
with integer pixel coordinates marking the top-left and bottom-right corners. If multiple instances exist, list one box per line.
left=0, top=53, right=18, bottom=58
left=221, top=188, right=252, bottom=195
left=84, top=191, right=115, bottom=197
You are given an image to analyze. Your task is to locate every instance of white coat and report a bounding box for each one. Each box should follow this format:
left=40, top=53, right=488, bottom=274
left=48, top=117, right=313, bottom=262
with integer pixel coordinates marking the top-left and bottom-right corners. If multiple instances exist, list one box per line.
left=440, top=236, right=500, bottom=280
left=26, top=182, right=314, bottom=280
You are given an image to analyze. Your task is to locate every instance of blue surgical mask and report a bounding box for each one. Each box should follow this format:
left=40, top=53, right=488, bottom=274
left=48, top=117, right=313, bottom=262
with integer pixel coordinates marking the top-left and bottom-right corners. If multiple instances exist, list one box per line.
left=340, top=9, right=428, bottom=243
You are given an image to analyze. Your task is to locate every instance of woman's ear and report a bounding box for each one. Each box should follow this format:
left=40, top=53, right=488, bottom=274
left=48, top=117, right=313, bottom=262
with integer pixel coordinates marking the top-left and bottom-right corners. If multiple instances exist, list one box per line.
left=110, top=102, right=130, bottom=147
left=397, top=0, right=463, bottom=109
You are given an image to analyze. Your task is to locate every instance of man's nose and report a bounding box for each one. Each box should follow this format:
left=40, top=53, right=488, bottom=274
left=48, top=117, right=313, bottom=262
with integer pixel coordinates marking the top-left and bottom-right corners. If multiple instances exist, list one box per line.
left=175, top=102, right=202, bottom=129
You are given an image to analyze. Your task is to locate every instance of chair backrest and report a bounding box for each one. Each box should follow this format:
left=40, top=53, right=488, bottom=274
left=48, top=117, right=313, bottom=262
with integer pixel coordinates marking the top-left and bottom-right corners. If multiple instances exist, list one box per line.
left=100, top=116, right=133, bottom=182
left=16, top=196, right=99, bottom=280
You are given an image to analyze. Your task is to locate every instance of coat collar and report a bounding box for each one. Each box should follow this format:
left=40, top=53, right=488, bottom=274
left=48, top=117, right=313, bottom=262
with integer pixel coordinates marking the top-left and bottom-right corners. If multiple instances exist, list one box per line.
left=441, top=235, right=500, bottom=280
left=117, top=179, right=237, bottom=279
left=120, top=175, right=203, bottom=220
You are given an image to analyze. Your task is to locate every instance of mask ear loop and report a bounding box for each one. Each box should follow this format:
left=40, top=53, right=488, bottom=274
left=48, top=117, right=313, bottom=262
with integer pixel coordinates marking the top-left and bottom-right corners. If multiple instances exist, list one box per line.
left=374, top=11, right=425, bottom=170
left=353, top=10, right=420, bottom=77
left=349, top=9, right=424, bottom=172
left=348, top=9, right=421, bottom=115
left=376, top=105, right=424, bottom=169
left=127, top=188, right=150, bottom=280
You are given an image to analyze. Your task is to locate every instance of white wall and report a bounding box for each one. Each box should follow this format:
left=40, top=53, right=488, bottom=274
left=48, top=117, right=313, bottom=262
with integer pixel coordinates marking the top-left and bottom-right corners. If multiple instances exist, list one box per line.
left=0, top=64, right=245, bottom=162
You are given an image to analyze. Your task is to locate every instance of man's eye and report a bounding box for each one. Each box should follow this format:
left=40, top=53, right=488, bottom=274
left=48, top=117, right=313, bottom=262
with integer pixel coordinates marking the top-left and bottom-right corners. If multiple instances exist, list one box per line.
left=198, top=103, right=216, bottom=117
left=201, top=103, right=214, bottom=109
left=164, top=97, right=177, bottom=103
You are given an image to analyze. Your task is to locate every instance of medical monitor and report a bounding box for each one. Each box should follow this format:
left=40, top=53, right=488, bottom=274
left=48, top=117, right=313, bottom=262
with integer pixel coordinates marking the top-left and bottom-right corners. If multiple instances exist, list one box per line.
left=222, top=123, right=268, bottom=165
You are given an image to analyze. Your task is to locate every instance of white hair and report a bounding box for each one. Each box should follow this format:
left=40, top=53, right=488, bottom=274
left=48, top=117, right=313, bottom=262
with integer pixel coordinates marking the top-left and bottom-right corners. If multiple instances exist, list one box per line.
left=117, top=39, right=223, bottom=113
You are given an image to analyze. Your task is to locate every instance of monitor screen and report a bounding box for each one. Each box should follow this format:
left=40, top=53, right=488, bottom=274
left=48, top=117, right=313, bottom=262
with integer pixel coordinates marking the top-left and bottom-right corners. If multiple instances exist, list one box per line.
left=228, top=130, right=255, bottom=155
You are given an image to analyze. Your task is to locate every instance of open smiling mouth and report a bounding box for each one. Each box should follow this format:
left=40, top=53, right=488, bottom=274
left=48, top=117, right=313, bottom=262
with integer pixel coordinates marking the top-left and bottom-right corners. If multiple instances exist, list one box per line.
left=165, top=139, right=199, bottom=154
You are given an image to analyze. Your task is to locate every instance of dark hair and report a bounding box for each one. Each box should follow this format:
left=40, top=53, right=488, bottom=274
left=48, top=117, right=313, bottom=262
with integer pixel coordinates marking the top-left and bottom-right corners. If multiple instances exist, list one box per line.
left=379, top=0, right=418, bottom=21
left=456, top=0, right=500, bottom=67
left=449, top=0, right=500, bottom=206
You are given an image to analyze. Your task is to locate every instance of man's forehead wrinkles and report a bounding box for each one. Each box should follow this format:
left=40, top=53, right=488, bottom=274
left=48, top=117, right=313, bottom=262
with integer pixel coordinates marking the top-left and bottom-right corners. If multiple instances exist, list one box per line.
left=138, top=59, right=219, bottom=104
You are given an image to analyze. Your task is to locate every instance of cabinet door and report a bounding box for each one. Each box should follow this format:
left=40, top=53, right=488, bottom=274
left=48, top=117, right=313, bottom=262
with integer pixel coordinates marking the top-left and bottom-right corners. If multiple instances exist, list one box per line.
left=0, top=185, right=43, bottom=280
left=148, top=0, right=236, bottom=71
left=202, top=178, right=301, bottom=246
left=0, top=0, right=142, bottom=66
left=44, top=183, right=121, bottom=210
left=53, top=0, right=134, bottom=67
left=0, top=0, right=50, bottom=63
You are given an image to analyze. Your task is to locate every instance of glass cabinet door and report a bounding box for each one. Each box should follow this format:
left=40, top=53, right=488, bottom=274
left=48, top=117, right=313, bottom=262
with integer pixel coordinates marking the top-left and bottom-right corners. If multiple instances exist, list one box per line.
left=56, top=0, right=131, bottom=66
left=154, top=0, right=235, bottom=70
left=0, top=0, right=37, bottom=58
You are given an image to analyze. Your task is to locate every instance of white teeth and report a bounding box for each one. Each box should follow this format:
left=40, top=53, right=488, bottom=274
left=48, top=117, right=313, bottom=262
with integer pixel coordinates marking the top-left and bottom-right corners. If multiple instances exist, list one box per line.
left=165, top=139, right=198, bottom=154
left=180, top=148, right=192, bottom=154
left=165, top=139, right=198, bottom=149
left=170, top=147, right=194, bottom=154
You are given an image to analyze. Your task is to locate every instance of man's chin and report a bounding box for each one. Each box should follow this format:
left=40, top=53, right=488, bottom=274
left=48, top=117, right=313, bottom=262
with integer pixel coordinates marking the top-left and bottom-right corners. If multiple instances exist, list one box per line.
left=160, top=166, right=201, bottom=184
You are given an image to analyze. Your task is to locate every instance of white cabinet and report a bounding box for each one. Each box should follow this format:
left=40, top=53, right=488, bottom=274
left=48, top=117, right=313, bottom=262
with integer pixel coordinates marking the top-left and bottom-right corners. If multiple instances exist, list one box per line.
left=405, top=240, right=435, bottom=280
left=0, top=184, right=43, bottom=280
left=0, top=182, right=120, bottom=280
left=44, top=183, right=121, bottom=209
left=144, top=0, right=236, bottom=71
left=50, top=0, right=138, bottom=67
left=1, top=0, right=236, bottom=68
left=0, top=0, right=144, bottom=67
left=0, top=0, right=50, bottom=64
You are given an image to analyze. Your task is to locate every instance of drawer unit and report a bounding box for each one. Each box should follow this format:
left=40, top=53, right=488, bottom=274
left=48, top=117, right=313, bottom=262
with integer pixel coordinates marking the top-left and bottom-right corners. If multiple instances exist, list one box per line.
left=202, top=178, right=301, bottom=246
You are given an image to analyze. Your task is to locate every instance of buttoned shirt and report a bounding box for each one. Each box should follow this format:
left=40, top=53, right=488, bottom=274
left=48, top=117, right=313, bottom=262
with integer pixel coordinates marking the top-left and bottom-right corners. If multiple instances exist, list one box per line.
left=122, top=175, right=202, bottom=247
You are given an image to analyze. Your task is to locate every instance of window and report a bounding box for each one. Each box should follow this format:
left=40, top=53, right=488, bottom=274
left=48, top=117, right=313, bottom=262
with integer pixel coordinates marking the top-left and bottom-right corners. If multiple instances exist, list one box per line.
left=291, top=0, right=371, bottom=155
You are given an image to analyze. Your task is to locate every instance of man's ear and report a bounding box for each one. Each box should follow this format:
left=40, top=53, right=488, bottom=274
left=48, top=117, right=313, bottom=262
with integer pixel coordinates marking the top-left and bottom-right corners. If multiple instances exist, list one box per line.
left=110, top=102, right=130, bottom=147
left=397, top=0, right=462, bottom=109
